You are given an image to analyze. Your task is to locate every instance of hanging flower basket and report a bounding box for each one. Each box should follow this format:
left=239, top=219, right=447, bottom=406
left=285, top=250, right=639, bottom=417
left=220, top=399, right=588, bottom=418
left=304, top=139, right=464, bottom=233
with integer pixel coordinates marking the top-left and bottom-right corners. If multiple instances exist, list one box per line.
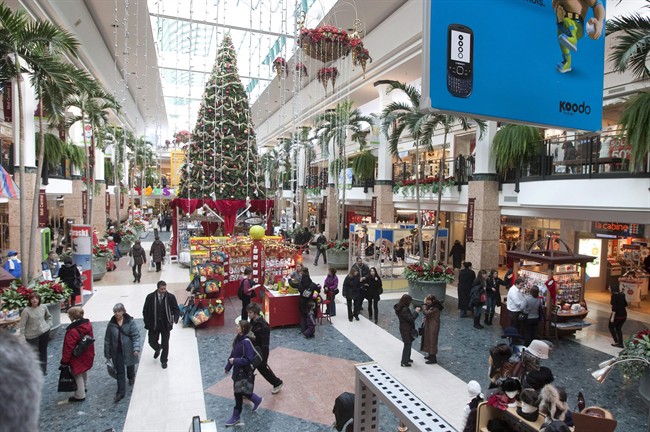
left=299, top=26, right=351, bottom=63
left=350, top=38, right=372, bottom=76
left=317, top=67, right=339, bottom=93
left=272, top=56, right=288, bottom=80
left=295, top=62, right=308, bottom=78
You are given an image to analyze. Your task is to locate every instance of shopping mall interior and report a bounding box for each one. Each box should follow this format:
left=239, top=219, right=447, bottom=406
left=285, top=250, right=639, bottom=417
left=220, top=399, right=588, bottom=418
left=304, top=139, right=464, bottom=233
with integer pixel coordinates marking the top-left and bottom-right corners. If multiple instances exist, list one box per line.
left=0, top=0, right=649, bottom=431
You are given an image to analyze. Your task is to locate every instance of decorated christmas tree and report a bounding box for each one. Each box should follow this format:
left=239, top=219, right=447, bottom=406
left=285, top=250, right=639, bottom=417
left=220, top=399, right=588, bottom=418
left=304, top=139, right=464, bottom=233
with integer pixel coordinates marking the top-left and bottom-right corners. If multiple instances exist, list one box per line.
left=177, top=35, right=265, bottom=200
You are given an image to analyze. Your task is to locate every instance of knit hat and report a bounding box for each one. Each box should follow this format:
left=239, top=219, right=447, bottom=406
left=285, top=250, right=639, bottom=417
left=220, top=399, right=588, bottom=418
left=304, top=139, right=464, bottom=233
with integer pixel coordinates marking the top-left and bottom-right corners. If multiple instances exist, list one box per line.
left=468, top=380, right=482, bottom=398
left=501, top=377, right=522, bottom=393
left=527, top=367, right=555, bottom=390
left=7, top=250, right=17, bottom=257
left=527, top=340, right=550, bottom=359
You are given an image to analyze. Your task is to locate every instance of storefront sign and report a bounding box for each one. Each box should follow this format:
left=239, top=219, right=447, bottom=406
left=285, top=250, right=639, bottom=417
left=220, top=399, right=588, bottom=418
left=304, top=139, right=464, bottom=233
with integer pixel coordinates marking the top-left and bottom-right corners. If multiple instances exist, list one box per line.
left=371, top=196, right=377, bottom=222
left=466, top=197, right=475, bottom=242
left=82, top=190, right=88, bottom=221
left=2, top=82, right=12, bottom=122
left=38, top=189, right=48, bottom=228
left=592, top=221, right=644, bottom=238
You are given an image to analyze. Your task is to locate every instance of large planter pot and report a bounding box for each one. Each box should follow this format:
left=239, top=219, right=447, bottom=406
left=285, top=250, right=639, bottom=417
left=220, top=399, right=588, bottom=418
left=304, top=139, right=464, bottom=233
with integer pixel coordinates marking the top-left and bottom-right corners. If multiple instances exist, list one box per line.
left=639, top=370, right=650, bottom=406
left=118, top=241, right=132, bottom=254
left=45, top=302, right=62, bottom=337
left=92, top=256, right=107, bottom=281
left=407, top=280, right=447, bottom=306
left=326, top=249, right=349, bottom=270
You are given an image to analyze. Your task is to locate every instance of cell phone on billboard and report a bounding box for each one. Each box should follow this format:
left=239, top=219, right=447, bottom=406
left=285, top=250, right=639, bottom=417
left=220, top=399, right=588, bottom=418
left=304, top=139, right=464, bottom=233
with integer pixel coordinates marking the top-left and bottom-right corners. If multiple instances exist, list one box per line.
left=447, top=24, right=473, bottom=98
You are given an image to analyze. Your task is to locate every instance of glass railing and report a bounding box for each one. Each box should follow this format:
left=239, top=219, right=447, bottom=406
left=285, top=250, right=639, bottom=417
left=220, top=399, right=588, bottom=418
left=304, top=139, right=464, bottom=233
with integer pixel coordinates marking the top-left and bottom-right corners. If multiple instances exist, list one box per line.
left=392, top=157, right=461, bottom=184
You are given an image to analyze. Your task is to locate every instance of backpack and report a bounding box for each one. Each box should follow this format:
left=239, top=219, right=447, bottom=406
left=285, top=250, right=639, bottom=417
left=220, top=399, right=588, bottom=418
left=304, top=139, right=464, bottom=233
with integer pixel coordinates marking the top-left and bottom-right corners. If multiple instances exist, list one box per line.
left=237, top=279, right=246, bottom=300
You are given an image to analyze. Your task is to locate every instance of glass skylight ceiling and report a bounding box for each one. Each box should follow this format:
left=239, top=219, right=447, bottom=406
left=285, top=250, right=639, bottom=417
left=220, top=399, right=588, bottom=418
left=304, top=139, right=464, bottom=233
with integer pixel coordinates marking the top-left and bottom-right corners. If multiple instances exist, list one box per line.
left=148, top=0, right=336, bottom=135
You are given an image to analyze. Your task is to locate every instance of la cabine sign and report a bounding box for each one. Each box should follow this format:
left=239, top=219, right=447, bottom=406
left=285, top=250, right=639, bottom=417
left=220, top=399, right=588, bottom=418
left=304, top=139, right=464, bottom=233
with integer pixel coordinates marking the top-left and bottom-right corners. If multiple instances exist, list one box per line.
left=592, top=221, right=644, bottom=238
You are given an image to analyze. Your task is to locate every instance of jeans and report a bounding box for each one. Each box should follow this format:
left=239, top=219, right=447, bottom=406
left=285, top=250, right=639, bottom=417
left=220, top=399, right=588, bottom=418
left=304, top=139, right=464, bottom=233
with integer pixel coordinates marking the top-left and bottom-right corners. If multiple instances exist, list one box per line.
left=401, top=338, right=412, bottom=364
left=486, top=296, right=497, bottom=316
left=114, top=350, right=135, bottom=396
left=155, top=261, right=162, bottom=272
left=26, top=330, right=50, bottom=374
left=368, top=298, right=379, bottom=321
left=608, top=317, right=626, bottom=344
left=346, top=296, right=361, bottom=320
left=114, top=245, right=122, bottom=259
left=148, top=326, right=171, bottom=363
left=314, top=248, right=327, bottom=265
left=132, top=263, right=142, bottom=281
left=241, top=296, right=251, bottom=321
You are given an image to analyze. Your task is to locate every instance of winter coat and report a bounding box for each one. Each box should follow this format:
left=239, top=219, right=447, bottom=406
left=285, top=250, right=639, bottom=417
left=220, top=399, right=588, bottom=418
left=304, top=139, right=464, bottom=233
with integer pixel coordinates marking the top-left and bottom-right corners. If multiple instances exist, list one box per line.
left=149, top=240, right=166, bottom=263
left=366, top=275, right=383, bottom=300
left=3, top=257, right=22, bottom=279
left=449, top=243, right=464, bottom=267
left=611, top=292, right=628, bottom=319
left=303, top=311, right=316, bottom=337
left=342, top=274, right=362, bottom=300
left=457, top=268, right=476, bottom=310
left=298, top=275, right=316, bottom=314
left=61, top=318, right=95, bottom=376
left=323, top=274, right=339, bottom=301
left=394, top=303, right=418, bottom=342
left=249, top=315, right=272, bottom=360
left=58, top=263, right=81, bottom=295
left=104, top=313, right=141, bottom=367
left=420, top=300, right=443, bottom=356
left=142, top=291, right=180, bottom=332
left=351, top=262, right=370, bottom=281
left=224, top=334, right=256, bottom=381
left=129, top=244, right=147, bottom=265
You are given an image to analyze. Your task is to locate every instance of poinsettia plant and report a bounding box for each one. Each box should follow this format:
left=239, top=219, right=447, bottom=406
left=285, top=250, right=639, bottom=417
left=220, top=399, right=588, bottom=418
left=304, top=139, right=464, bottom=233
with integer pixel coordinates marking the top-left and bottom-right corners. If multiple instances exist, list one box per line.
left=619, top=328, right=650, bottom=380
left=325, top=240, right=349, bottom=251
left=317, top=67, right=339, bottom=83
left=93, top=244, right=114, bottom=259
left=403, top=261, right=455, bottom=283
left=31, top=279, right=72, bottom=304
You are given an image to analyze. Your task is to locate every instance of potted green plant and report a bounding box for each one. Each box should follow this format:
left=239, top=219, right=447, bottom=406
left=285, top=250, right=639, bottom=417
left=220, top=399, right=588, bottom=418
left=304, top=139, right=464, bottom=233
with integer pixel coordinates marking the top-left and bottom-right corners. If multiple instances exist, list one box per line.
left=492, top=124, right=544, bottom=179
left=0, top=283, right=32, bottom=311
left=351, top=149, right=376, bottom=193
left=325, top=240, right=350, bottom=269
left=92, top=244, right=113, bottom=281
left=117, top=227, right=137, bottom=254
left=403, top=261, right=455, bottom=306
left=619, top=329, right=650, bottom=380
left=32, top=278, right=71, bottom=334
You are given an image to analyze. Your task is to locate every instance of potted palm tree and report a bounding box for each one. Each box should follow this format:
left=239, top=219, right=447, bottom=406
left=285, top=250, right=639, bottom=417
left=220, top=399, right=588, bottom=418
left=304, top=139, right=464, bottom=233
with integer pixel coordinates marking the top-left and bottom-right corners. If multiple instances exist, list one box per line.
left=606, top=2, right=650, bottom=171
left=380, top=81, right=485, bottom=303
left=351, top=149, right=376, bottom=193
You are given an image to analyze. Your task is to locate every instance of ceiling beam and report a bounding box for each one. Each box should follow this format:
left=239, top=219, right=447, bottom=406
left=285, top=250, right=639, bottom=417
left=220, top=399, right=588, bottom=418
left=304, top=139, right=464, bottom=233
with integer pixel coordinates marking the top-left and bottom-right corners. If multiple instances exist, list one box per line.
left=150, top=12, right=296, bottom=39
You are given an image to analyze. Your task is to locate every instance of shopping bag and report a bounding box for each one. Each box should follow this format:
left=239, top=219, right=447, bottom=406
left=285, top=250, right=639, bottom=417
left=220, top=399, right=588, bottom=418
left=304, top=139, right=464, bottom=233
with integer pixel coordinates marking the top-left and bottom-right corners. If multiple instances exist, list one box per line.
left=127, top=256, right=134, bottom=267
left=106, top=358, right=117, bottom=379
left=148, top=259, right=156, bottom=272
left=57, top=365, right=78, bottom=392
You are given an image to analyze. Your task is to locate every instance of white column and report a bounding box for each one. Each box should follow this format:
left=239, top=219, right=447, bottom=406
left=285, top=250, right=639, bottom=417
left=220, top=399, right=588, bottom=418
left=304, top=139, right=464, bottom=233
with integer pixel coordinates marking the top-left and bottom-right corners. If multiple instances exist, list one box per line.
left=12, top=74, right=37, bottom=168
left=474, top=120, right=498, bottom=175
left=95, top=149, right=105, bottom=181
left=374, top=81, right=394, bottom=181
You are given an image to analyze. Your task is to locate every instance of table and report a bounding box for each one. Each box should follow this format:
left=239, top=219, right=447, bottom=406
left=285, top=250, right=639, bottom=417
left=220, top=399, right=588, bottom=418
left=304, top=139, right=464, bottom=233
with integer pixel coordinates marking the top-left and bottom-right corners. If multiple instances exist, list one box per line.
left=262, top=287, right=301, bottom=328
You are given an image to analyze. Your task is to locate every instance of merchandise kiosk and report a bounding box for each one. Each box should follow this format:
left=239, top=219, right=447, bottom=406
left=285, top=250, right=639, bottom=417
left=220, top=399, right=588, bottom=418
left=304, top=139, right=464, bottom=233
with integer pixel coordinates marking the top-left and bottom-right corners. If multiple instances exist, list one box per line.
left=505, top=236, right=596, bottom=337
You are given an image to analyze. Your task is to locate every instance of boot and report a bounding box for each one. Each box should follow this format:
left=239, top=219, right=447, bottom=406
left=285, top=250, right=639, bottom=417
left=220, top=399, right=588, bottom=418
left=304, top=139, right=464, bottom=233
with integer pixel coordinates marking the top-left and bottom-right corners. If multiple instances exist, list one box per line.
left=250, top=393, right=263, bottom=412
left=485, top=312, right=493, bottom=326
left=484, top=313, right=490, bottom=326
left=225, top=408, right=241, bottom=426
left=473, top=314, right=484, bottom=329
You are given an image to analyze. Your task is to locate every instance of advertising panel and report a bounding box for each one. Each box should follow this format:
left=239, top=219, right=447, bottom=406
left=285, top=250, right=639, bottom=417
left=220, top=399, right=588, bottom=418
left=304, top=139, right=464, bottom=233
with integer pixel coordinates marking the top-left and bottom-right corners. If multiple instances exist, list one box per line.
left=70, top=224, right=93, bottom=294
left=422, top=0, right=606, bottom=131
left=578, top=238, right=601, bottom=278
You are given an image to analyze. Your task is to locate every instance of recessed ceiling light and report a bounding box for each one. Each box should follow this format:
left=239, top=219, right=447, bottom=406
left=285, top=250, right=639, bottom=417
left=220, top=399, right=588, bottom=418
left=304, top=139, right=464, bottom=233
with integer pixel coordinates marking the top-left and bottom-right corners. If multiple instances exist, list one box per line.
left=111, top=24, right=119, bottom=28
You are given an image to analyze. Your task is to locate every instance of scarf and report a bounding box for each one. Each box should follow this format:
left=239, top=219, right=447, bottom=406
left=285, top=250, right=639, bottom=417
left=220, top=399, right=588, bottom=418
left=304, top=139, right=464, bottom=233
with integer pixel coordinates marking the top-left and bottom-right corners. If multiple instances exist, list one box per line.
left=7, top=257, right=19, bottom=270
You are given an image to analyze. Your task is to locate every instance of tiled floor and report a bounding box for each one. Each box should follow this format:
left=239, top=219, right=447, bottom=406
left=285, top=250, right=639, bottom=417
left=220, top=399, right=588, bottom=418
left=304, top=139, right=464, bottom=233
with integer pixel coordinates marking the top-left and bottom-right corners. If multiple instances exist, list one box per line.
left=38, top=239, right=650, bottom=431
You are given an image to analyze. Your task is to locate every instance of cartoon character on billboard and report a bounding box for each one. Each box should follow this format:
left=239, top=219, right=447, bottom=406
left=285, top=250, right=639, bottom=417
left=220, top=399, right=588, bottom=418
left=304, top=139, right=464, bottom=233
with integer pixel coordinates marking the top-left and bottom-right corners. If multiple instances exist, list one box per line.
left=554, top=0, right=605, bottom=73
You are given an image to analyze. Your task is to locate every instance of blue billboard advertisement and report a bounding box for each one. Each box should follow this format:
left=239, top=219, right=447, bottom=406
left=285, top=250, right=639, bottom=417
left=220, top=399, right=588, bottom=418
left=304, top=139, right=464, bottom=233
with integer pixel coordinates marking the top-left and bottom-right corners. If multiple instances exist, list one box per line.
left=421, top=0, right=606, bottom=132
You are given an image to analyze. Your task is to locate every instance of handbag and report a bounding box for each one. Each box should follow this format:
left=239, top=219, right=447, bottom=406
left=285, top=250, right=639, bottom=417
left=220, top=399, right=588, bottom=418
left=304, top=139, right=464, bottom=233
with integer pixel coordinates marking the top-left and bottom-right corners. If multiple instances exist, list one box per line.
left=418, top=322, right=425, bottom=336
left=191, top=305, right=211, bottom=326
left=57, top=365, right=78, bottom=392
left=233, top=367, right=255, bottom=395
left=73, top=276, right=83, bottom=290
left=517, top=312, right=528, bottom=322
left=106, top=358, right=117, bottom=379
left=73, top=329, right=95, bottom=357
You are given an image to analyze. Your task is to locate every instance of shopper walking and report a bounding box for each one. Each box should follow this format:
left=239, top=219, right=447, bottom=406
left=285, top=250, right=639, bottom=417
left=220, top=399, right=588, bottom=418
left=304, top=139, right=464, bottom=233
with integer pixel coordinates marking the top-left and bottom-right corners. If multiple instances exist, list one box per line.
left=420, top=294, right=443, bottom=364
left=351, top=256, right=370, bottom=311
left=469, top=270, right=487, bottom=330
left=314, top=232, right=327, bottom=266
left=608, top=284, right=627, bottom=348
left=224, top=320, right=264, bottom=426
left=104, top=303, right=141, bottom=402
left=59, top=256, right=81, bottom=308
left=484, top=269, right=502, bottom=326
left=246, top=303, right=283, bottom=394
left=61, top=306, right=95, bottom=402
left=149, top=236, right=166, bottom=272
left=394, top=294, right=420, bottom=367
left=366, top=267, right=383, bottom=324
left=129, top=240, right=147, bottom=283
left=112, top=229, right=122, bottom=260
left=506, top=278, right=526, bottom=336
left=18, top=293, right=52, bottom=374
left=323, top=267, right=339, bottom=317
left=522, top=286, right=542, bottom=346
left=449, top=240, right=465, bottom=271
left=457, top=262, right=476, bottom=318
left=342, top=268, right=362, bottom=322
left=142, top=280, right=180, bottom=369
left=239, top=267, right=255, bottom=322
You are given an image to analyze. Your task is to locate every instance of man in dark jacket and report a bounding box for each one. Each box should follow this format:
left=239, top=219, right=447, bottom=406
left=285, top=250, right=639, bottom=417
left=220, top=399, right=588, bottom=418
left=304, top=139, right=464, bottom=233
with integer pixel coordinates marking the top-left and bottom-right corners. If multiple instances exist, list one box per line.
left=246, top=302, right=283, bottom=394
left=314, top=232, right=327, bottom=266
left=111, top=230, right=122, bottom=260
left=449, top=240, right=465, bottom=271
left=142, top=280, right=179, bottom=369
left=149, top=236, right=166, bottom=272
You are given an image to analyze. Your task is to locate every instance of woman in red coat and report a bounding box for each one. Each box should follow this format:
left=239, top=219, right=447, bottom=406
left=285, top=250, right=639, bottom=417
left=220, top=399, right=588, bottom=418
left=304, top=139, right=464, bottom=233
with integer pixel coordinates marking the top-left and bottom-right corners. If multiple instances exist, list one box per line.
left=61, top=306, right=95, bottom=402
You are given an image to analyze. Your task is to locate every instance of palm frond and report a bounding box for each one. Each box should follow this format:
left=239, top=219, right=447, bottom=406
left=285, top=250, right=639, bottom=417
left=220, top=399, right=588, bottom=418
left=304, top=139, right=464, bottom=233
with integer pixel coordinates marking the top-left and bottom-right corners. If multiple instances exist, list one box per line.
left=491, top=124, right=543, bottom=175
left=619, top=92, right=650, bottom=169
left=606, top=10, right=650, bottom=79
left=65, top=143, right=86, bottom=171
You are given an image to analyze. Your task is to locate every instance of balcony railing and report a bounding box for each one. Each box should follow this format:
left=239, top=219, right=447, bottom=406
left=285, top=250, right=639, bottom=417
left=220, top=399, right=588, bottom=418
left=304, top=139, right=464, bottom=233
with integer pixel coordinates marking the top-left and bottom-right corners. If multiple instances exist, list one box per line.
left=392, top=157, right=468, bottom=185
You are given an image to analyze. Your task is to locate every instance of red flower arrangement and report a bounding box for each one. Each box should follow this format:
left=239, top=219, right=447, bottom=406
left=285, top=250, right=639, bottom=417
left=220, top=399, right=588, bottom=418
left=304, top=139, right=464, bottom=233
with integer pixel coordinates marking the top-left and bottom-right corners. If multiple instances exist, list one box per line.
left=317, top=67, right=339, bottom=93
left=174, top=130, right=191, bottom=144
left=403, top=261, right=454, bottom=283
left=93, top=244, right=114, bottom=259
left=299, top=26, right=351, bottom=63
left=325, top=240, right=349, bottom=251
left=272, top=56, right=288, bottom=78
